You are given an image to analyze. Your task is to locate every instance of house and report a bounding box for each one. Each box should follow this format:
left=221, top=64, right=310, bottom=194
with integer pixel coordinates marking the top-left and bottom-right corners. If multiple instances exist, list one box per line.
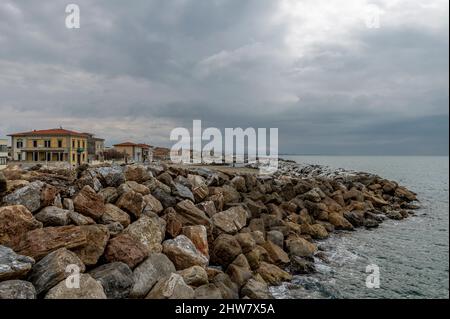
left=83, top=133, right=105, bottom=162
left=0, top=139, right=8, bottom=167
left=8, top=128, right=89, bottom=166
left=113, top=142, right=152, bottom=163
left=152, top=146, right=170, bottom=161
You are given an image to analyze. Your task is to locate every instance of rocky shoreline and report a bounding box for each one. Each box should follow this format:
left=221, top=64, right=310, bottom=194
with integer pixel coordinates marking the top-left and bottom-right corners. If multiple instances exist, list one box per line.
left=0, top=159, right=418, bottom=299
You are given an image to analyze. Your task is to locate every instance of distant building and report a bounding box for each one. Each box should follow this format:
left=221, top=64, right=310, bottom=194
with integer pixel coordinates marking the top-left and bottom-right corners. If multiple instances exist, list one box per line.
left=152, top=146, right=170, bottom=161
left=0, top=139, right=8, bottom=166
left=8, top=128, right=89, bottom=166
left=113, top=142, right=152, bottom=163
left=83, top=133, right=105, bottom=162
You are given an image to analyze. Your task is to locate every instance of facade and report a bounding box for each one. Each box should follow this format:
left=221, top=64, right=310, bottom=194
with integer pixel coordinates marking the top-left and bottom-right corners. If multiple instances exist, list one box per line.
left=0, top=139, right=8, bottom=166
left=113, top=142, right=152, bottom=163
left=8, top=128, right=89, bottom=166
left=84, top=133, right=105, bottom=162
left=152, top=146, right=170, bottom=161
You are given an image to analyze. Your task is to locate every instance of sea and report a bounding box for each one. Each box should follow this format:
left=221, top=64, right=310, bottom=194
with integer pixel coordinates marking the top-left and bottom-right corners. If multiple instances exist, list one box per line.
left=270, top=156, right=449, bottom=299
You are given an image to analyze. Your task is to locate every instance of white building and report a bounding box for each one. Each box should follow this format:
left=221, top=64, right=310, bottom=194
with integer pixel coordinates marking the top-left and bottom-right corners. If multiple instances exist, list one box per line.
left=0, top=139, right=8, bottom=167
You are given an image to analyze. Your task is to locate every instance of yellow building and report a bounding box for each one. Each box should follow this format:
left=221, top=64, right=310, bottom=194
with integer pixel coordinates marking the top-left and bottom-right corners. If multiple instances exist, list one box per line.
left=8, top=128, right=89, bottom=166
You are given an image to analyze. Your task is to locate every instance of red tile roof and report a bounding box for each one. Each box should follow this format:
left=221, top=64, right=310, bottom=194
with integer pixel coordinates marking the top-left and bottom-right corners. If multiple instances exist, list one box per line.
left=8, top=128, right=89, bottom=137
left=114, top=142, right=151, bottom=148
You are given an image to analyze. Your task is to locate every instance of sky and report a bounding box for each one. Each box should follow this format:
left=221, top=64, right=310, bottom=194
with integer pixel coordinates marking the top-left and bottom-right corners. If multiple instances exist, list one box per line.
left=0, top=0, right=448, bottom=155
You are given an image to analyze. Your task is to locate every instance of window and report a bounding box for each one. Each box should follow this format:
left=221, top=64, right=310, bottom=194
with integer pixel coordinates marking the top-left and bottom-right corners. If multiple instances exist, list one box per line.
left=16, top=139, right=23, bottom=148
left=33, top=140, right=38, bottom=148
left=72, top=154, right=75, bottom=161
left=72, top=140, right=75, bottom=148
left=44, top=140, right=51, bottom=147
left=58, top=140, right=63, bottom=148
left=77, top=140, right=80, bottom=148
left=82, top=141, right=85, bottom=148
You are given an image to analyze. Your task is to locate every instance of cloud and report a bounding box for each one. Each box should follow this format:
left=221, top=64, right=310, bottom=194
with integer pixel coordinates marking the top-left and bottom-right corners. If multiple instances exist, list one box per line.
left=0, top=0, right=448, bottom=154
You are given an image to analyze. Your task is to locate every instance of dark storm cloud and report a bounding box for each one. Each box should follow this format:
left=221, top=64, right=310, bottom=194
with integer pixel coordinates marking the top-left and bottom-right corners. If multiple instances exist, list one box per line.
left=0, top=0, right=448, bottom=154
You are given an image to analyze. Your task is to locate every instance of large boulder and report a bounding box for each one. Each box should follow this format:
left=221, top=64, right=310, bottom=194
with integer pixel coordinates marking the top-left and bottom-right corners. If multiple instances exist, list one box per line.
left=34, top=206, right=70, bottom=227
left=211, top=234, right=242, bottom=267
left=16, top=226, right=87, bottom=261
left=172, top=183, right=195, bottom=202
left=126, top=181, right=150, bottom=195
left=90, top=262, right=134, bottom=299
left=285, top=237, right=317, bottom=258
left=152, top=188, right=177, bottom=208
left=241, top=277, right=272, bottom=299
left=96, top=166, right=125, bottom=187
left=256, top=262, right=292, bottom=286
left=194, top=284, right=223, bottom=299
left=0, top=280, right=37, bottom=299
left=143, top=194, right=163, bottom=214
left=124, top=165, right=152, bottom=183
left=262, top=241, right=290, bottom=266
left=0, top=171, right=7, bottom=193
left=162, top=235, right=209, bottom=270
left=68, top=211, right=95, bottom=226
left=212, top=206, right=247, bottom=234
left=98, top=187, right=119, bottom=204
left=45, top=273, right=107, bottom=299
left=0, top=245, right=35, bottom=280
left=177, top=265, right=208, bottom=287
left=146, top=273, right=194, bottom=299
left=104, top=234, right=149, bottom=269
left=116, top=190, right=144, bottom=219
left=27, top=248, right=85, bottom=295
left=73, top=225, right=110, bottom=266
left=175, top=200, right=212, bottom=231
left=129, top=253, right=176, bottom=298
left=328, top=212, right=354, bottom=230
left=182, top=225, right=209, bottom=258
left=123, top=216, right=165, bottom=254
left=3, top=181, right=44, bottom=213
left=0, top=205, right=42, bottom=249
left=101, top=204, right=131, bottom=228
left=73, top=185, right=105, bottom=221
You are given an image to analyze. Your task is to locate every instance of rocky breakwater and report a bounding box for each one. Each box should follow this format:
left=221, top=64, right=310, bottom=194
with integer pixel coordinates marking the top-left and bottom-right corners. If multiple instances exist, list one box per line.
left=0, top=161, right=418, bottom=299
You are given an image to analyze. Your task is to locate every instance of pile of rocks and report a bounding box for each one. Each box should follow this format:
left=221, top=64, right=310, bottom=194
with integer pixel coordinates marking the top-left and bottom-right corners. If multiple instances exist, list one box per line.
left=0, top=161, right=418, bottom=299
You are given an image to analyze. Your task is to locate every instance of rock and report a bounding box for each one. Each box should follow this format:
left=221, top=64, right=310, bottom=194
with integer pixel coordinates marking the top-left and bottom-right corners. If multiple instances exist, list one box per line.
left=73, top=185, right=105, bottom=221
left=0, top=245, right=35, bottom=280
left=231, top=176, right=246, bottom=192
left=221, top=185, right=241, bottom=204
left=96, top=166, right=125, bottom=187
left=175, top=200, right=212, bottom=231
left=129, top=253, right=176, bottom=298
left=27, top=248, right=85, bottom=295
left=124, top=165, right=151, bottom=183
left=152, top=188, right=177, bottom=209
left=196, top=201, right=216, bottom=218
left=116, top=190, right=144, bottom=219
left=90, top=262, right=134, bottom=299
left=0, top=171, right=7, bottom=193
left=172, top=183, right=195, bottom=202
left=34, top=206, right=70, bottom=226
left=194, top=284, right=223, bottom=299
left=3, top=181, right=44, bottom=213
left=126, top=181, right=150, bottom=195
left=245, top=245, right=270, bottom=270
left=386, top=210, right=404, bottom=220
left=301, top=188, right=323, bottom=202
left=17, top=226, right=87, bottom=261
left=73, top=225, right=109, bottom=266
left=234, top=233, right=257, bottom=254
left=68, top=211, right=95, bottom=226
left=0, top=205, right=43, bottom=249
left=305, top=223, right=329, bottom=239
left=344, top=211, right=365, bottom=227
left=63, top=198, right=74, bottom=211
left=177, top=265, right=208, bottom=286
left=6, top=180, right=30, bottom=193
left=211, top=273, right=239, bottom=299
left=364, top=218, right=380, bottom=228
left=208, top=193, right=224, bottom=211
left=101, top=204, right=131, bottom=228
left=212, top=206, right=247, bottom=234
left=146, top=273, right=195, bottom=299
left=289, top=256, right=316, bottom=274
left=256, top=262, right=292, bottom=286
left=104, top=234, right=149, bottom=269
left=285, top=237, right=317, bottom=258
left=98, top=187, right=119, bottom=204
left=143, top=194, right=163, bottom=214
left=0, top=280, right=36, bottom=299
left=328, top=212, right=354, bottom=230
left=105, top=222, right=124, bottom=236
left=395, top=186, right=417, bottom=201
left=241, top=278, right=272, bottom=299
left=266, top=230, right=284, bottom=248
left=182, top=225, right=209, bottom=258
left=211, top=234, right=242, bottom=267
left=244, top=199, right=267, bottom=218
left=262, top=241, right=290, bottom=265
left=124, top=216, right=165, bottom=254
left=164, top=211, right=183, bottom=238
left=226, top=261, right=253, bottom=288
left=45, top=273, right=107, bottom=299
left=162, top=235, right=209, bottom=270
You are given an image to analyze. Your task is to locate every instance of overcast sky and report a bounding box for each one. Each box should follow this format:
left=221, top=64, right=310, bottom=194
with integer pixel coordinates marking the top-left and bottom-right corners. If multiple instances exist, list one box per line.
left=0, top=0, right=448, bottom=154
